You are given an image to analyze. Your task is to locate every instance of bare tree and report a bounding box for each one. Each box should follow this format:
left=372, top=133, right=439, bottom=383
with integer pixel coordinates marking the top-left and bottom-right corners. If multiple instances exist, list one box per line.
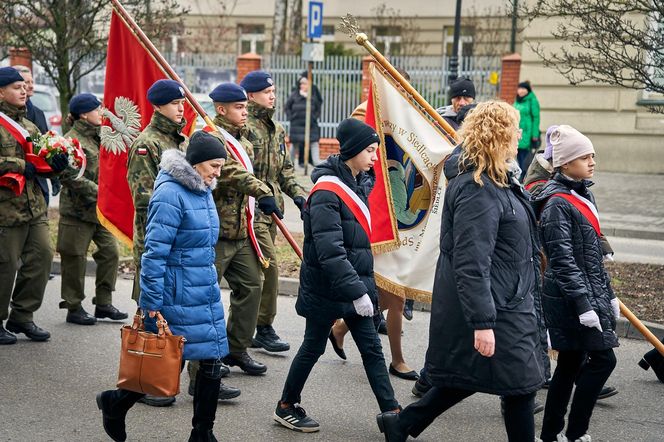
left=0, top=0, right=187, bottom=121
left=521, top=0, right=664, bottom=111
left=372, top=4, right=427, bottom=56
left=286, top=0, right=303, bottom=54
left=182, top=0, right=237, bottom=53
left=272, top=0, right=288, bottom=54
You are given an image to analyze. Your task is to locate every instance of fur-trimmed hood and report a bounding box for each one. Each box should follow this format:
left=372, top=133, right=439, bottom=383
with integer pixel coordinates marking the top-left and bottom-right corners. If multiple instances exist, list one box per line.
left=159, top=149, right=216, bottom=193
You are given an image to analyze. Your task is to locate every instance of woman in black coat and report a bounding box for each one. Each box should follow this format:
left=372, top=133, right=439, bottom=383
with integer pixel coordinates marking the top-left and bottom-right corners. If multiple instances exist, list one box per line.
left=377, top=101, right=544, bottom=442
left=273, top=119, right=399, bottom=433
left=285, top=76, right=322, bottom=166
left=532, top=125, right=619, bottom=442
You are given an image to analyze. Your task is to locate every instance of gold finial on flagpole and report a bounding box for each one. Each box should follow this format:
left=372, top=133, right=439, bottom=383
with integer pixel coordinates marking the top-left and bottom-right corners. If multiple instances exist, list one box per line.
left=338, top=14, right=360, bottom=39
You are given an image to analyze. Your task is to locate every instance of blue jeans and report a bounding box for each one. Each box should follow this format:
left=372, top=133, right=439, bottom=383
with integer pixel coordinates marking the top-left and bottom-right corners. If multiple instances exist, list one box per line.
left=280, top=315, right=398, bottom=412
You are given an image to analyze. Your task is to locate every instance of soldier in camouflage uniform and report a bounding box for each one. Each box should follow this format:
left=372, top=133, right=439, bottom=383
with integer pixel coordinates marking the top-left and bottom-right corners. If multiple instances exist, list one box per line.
left=240, top=71, right=307, bottom=353
left=125, top=79, right=188, bottom=407
left=190, top=83, right=275, bottom=388
left=57, top=94, right=127, bottom=326
left=0, top=67, right=68, bottom=345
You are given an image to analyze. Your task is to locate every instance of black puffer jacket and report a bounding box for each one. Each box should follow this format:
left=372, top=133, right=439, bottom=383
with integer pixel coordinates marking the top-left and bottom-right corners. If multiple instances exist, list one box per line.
left=425, top=152, right=544, bottom=396
left=285, top=86, right=321, bottom=144
left=532, top=174, right=619, bottom=351
left=295, top=155, right=376, bottom=322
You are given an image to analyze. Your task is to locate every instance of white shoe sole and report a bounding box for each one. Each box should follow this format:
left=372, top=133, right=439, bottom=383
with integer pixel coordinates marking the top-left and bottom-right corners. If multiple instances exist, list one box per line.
left=273, top=412, right=320, bottom=433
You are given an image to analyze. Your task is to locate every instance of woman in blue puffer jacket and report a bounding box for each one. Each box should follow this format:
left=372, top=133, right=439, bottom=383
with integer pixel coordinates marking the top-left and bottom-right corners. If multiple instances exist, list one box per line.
left=96, top=131, right=228, bottom=442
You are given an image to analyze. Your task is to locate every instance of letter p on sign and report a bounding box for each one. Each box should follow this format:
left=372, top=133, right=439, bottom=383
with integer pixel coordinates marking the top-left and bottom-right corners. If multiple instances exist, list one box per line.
left=307, top=1, right=323, bottom=39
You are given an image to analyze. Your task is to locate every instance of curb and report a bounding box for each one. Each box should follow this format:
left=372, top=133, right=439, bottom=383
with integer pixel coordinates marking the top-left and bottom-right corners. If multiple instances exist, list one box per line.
left=602, top=226, right=664, bottom=242
left=55, top=260, right=664, bottom=343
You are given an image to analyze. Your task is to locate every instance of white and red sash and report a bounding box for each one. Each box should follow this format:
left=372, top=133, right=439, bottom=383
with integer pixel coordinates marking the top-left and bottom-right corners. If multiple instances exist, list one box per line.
left=204, top=124, right=267, bottom=265
left=0, top=111, right=51, bottom=195
left=309, top=175, right=372, bottom=239
left=553, top=190, right=601, bottom=236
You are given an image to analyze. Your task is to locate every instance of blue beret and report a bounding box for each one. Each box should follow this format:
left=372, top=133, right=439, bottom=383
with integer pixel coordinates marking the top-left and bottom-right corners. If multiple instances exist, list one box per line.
left=209, top=83, right=248, bottom=103
left=239, top=71, right=274, bottom=93
left=69, top=93, right=101, bottom=115
left=0, top=67, right=25, bottom=88
left=147, top=79, right=186, bottom=106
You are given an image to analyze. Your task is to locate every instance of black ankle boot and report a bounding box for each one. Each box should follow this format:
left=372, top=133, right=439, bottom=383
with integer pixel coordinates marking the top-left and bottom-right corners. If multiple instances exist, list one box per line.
left=639, top=339, right=664, bottom=383
left=190, top=372, right=221, bottom=441
left=96, top=389, right=143, bottom=442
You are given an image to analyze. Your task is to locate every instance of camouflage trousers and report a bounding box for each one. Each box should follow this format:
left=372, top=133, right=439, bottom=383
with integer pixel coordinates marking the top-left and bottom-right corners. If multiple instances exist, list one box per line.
left=57, top=217, right=119, bottom=311
left=255, top=221, right=279, bottom=327
left=0, top=216, right=53, bottom=323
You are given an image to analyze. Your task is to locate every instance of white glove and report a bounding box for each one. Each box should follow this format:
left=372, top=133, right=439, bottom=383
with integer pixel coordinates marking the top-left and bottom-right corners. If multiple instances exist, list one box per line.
left=611, top=298, right=620, bottom=319
left=579, top=310, right=603, bottom=332
left=604, top=253, right=614, bottom=262
left=353, top=294, right=374, bottom=317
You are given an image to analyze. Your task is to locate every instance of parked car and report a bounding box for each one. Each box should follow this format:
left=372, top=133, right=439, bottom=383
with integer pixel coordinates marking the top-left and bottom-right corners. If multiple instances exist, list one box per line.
left=31, top=84, right=62, bottom=134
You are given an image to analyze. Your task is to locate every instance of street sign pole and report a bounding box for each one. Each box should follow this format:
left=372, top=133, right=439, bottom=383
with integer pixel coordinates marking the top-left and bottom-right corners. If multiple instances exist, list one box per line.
left=303, top=1, right=323, bottom=175
left=303, top=54, right=313, bottom=175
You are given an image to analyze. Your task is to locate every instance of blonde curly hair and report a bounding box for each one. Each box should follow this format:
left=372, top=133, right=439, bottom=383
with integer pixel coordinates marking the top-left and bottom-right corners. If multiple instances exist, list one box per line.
left=457, top=100, right=520, bottom=187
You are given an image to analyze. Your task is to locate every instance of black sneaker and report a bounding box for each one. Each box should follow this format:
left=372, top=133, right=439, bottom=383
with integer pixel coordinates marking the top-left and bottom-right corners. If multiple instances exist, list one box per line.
left=273, top=402, right=320, bottom=433
left=597, top=385, right=618, bottom=400
left=411, top=376, right=431, bottom=397
left=253, top=325, right=290, bottom=352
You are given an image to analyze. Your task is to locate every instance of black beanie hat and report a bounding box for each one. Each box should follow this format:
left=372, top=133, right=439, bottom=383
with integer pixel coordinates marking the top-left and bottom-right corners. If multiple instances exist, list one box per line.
left=449, top=76, right=476, bottom=99
left=185, top=131, right=227, bottom=166
left=336, top=118, right=379, bottom=161
left=518, top=81, right=532, bottom=93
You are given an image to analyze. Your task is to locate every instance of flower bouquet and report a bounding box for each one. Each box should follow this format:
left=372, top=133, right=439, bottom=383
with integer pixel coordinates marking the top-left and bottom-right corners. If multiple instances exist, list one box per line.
left=33, top=130, right=87, bottom=180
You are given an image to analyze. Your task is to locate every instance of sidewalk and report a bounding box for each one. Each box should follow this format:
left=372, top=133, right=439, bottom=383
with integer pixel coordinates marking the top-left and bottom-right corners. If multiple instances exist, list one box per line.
left=591, top=171, right=664, bottom=240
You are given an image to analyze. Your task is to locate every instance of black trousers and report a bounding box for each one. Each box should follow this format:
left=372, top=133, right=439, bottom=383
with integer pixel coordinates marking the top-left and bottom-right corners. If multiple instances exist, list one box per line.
left=540, top=349, right=617, bottom=441
left=280, top=315, right=399, bottom=412
left=397, top=386, right=536, bottom=441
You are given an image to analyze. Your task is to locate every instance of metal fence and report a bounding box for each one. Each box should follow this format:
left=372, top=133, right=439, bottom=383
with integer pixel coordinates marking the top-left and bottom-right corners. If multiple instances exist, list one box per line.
left=72, top=53, right=501, bottom=138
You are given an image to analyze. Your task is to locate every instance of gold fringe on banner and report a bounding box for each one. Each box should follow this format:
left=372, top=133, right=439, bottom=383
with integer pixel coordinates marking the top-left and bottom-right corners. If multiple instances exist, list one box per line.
left=375, top=273, right=432, bottom=304
left=97, top=206, right=133, bottom=249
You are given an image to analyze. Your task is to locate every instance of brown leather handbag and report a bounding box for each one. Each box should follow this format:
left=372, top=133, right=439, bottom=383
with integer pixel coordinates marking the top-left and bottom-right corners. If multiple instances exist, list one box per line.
left=116, top=310, right=186, bottom=397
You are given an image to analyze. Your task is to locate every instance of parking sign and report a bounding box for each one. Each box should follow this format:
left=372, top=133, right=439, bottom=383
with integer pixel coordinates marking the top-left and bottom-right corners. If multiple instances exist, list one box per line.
left=307, top=1, right=323, bottom=39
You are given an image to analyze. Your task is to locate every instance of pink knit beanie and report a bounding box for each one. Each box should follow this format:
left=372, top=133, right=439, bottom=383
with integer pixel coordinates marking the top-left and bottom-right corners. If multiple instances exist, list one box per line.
left=551, top=125, right=595, bottom=168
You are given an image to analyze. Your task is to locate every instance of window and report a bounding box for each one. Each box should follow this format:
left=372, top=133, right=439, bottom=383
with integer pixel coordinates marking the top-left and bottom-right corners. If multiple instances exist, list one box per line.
left=238, top=24, right=266, bottom=55
left=443, top=26, right=474, bottom=58
left=374, top=26, right=402, bottom=56
left=320, top=25, right=335, bottom=43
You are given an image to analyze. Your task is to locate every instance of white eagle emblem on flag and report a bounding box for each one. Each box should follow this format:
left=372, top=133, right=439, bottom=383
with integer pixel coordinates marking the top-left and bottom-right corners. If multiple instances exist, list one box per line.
left=100, top=96, right=141, bottom=155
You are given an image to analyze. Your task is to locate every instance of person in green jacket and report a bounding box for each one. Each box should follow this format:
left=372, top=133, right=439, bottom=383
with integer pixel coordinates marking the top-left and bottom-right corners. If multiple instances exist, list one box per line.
left=58, top=93, right=127, bottom=326
left=514, top=81, right=541, bottom=180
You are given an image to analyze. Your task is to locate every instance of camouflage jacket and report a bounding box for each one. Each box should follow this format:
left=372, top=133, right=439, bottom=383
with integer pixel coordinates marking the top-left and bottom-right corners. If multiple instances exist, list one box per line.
left=0, top=101, right=48, bottom=227
left=60, top=120, right=100, bottom=224
left=127, top=111, right=188, bottom=261
left=245, top=101, right=305, bottom=224
left=211, top=114, right=272, bottom=240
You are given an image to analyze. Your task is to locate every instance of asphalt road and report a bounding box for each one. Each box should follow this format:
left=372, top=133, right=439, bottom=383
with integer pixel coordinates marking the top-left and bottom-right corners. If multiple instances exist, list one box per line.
left=1, top=276, right=663, bottom=441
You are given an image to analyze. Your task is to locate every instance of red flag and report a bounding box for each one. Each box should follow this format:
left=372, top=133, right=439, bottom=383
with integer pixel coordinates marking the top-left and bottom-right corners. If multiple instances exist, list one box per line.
left=97, top=10, right=196, bottom=247
left=365, top=82, right=400, bottom=253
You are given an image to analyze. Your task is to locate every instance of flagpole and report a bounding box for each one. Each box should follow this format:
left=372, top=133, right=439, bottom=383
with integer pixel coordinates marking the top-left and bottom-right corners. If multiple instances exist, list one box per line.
left=109, top=0, right=303, bottom=262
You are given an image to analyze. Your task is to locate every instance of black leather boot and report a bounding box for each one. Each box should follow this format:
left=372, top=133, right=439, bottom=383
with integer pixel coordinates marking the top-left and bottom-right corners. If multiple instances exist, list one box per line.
left=638, top=338, right=664, bottom=383
left=96, top=389, right=144, bottom=442
left=0, top=324, right=17, bottom=345
left=189, top=372, right=221, bottom=441
left=95, top=304, right=129, bottom=320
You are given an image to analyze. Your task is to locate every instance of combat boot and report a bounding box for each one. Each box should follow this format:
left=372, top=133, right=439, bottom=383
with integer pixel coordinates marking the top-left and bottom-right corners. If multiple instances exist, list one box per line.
left=95, top=304, right=129, bottom=321
left=253, top=325, right=290, bottom=352
left=0, top=324, right=17, bottom=345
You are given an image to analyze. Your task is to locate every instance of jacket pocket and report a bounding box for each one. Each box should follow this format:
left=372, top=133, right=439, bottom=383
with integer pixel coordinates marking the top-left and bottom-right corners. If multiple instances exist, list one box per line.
left=542, top=294, right=579, bottom=329
left=172, top=267, right=184, bottom=306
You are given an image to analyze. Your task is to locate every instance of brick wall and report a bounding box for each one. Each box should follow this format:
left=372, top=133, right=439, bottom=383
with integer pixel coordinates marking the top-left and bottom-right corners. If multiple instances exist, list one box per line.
left=360, top=55, right=373, bottom=102
left=319, top=138, right=339, bottom=159
left=9, top=48, right=32, bottom=70
left=499, top=53, right=522, bottom=104
left=236, top=53, right=262, bottom=83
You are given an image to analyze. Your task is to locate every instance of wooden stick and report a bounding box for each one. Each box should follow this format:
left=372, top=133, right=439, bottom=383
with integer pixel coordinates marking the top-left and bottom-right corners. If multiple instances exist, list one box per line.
left=353, top=33, right=458, bottom=140
left=620, top=300, right=664, bottom=356
left=109, top=0, right=302, bottom=260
